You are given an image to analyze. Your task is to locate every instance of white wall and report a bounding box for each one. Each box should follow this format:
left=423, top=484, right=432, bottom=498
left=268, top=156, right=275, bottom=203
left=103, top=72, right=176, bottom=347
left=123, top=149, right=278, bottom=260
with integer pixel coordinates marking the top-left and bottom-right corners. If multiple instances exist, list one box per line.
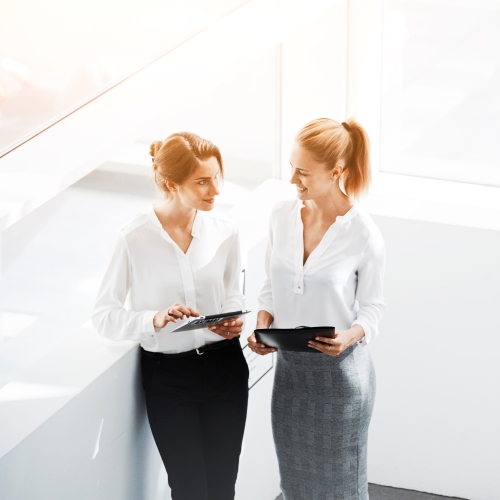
left=0, top=331, right=166, bottom=500
left=368, top=215, right=500, bottom=500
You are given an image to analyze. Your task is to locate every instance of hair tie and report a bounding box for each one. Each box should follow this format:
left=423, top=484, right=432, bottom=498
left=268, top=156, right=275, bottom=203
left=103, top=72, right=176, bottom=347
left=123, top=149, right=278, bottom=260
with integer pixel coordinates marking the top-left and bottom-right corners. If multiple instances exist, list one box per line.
left=341, top=122, right=351, bottom=132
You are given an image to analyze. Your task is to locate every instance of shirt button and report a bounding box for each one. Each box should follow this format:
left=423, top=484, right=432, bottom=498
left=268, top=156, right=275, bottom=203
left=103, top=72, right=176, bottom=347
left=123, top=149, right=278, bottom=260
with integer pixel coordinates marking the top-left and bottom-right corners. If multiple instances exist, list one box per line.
left=298, top=285, right=301, bottom=289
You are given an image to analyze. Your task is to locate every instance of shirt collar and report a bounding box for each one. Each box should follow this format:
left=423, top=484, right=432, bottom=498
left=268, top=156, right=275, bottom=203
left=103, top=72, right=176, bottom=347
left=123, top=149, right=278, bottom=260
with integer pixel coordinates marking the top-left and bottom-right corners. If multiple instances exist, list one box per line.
left=296, top=199, right=358, bottom=224
left=147, top=206, right=202, bottom=239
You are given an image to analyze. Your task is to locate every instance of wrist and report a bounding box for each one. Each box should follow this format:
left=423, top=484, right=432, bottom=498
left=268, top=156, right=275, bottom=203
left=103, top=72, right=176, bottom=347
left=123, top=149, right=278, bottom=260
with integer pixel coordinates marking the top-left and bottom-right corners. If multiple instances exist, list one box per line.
left=152, top=312, right=160, bottom=328
left=343, top=326, right=365, bottom=346
left=337, top=329, right=359, bottom=347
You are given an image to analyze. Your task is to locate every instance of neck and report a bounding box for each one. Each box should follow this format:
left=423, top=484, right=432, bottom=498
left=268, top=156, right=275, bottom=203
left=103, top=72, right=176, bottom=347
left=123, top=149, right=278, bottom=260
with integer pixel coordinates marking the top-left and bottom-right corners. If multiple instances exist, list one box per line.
left=303, top=186, right=352, bottom=221
left=155, top=199, right=196, bottom=230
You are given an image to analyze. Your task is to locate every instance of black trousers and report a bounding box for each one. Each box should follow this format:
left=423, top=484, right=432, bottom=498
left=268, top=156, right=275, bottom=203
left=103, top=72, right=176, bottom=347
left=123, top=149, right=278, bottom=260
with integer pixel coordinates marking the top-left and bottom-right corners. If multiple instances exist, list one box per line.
left=141, top=338, right=249, bottom=500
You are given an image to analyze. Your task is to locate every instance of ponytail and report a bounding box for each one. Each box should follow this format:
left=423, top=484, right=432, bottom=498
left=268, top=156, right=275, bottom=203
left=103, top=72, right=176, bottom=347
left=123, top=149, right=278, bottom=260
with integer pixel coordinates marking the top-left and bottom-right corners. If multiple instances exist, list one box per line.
left=341, top=119, right=371, bottom=198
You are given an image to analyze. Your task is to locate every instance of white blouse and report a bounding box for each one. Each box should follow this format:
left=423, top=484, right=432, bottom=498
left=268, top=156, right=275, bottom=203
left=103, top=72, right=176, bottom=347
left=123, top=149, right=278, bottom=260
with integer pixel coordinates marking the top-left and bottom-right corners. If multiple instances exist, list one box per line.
left=91, top=207, right=244, bottom=353
left=258, top=199, right=385, bottom=344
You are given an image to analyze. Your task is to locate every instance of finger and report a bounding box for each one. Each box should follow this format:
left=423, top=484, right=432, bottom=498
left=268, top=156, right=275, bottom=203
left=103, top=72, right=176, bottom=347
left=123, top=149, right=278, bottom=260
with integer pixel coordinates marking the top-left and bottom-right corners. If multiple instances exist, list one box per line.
left=308, top=340, right=332, bottom=353
left=249, top=341, right=275, bottom=351
left=166, top=307, right=184, bottom=318
left=217, top=318, right=238, bottom=327
left=166, top=314, right=177, bottom=323
left=254, top=347, right=276, bottom=355
left=211, top=326, right=242, bottom=333
left=174, top=305, right=192, bottom=317
left=214, top=331, right=234, bottom=338
left=308, top=343, right=322, bottom=352
left=187, top=307, right=200, bottom=317
left=314, top=336, right=338, bottom=344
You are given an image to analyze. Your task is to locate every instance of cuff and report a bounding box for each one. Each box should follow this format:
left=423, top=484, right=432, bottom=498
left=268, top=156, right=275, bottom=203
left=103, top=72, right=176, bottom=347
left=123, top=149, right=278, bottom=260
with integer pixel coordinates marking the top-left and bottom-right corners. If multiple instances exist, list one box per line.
left=143, top=310, right=159, bottom=336
left=351, top=320, right=371, bottom=345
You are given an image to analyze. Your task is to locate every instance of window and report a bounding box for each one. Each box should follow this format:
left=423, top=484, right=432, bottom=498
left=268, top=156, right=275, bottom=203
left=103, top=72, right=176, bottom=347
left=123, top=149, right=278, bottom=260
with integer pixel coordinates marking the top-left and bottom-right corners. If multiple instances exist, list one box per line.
left=380, top=0, right=500, bottom=187
left=0, top=0, right=248, bottom=156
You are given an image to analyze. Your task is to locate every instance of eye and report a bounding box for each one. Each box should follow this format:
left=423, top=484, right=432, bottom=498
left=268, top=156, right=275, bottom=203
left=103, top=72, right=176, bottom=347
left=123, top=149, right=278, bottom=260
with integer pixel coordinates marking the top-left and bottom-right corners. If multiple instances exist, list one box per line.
left=198, top=180, right=206, bottom=185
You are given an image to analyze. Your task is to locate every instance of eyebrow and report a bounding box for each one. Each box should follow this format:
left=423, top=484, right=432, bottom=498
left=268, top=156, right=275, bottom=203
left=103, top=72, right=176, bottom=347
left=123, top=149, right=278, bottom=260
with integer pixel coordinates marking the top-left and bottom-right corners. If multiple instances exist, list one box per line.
left=194, top=170, right=220, bottom=180
left=289, top=161, right=309, bottom=172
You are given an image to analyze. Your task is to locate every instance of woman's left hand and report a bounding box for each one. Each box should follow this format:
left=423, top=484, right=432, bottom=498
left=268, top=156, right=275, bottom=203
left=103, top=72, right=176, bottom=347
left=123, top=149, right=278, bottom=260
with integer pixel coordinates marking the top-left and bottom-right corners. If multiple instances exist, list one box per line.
left=208, top=317, right=243, bottom=339
left=308, top=330, right=352, bottom=357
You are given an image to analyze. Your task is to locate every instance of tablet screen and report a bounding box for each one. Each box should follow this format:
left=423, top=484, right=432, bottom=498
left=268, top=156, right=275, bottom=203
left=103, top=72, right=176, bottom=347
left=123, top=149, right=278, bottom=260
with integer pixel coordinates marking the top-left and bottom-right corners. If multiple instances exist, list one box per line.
left=171, top=310, right=252, bottom=332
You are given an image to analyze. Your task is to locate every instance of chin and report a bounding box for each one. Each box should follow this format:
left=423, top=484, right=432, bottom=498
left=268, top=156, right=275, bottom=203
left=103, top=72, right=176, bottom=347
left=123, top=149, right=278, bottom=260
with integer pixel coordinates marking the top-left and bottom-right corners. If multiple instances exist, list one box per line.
left=198, top=200, right=215, bottom=211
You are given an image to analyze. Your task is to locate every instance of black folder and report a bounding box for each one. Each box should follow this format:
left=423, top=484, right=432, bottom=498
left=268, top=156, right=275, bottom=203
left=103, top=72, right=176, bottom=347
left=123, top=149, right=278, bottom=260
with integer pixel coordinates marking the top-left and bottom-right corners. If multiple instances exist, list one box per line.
left=254, top=326, right=336, bottom=353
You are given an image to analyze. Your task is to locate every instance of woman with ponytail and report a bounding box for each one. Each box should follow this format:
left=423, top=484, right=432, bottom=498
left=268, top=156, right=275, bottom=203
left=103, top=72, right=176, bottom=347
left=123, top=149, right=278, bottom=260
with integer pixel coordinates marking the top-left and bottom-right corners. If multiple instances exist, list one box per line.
left=248, top=118, right=385, bottom=499
left=92, top=132, right=248, bottom=500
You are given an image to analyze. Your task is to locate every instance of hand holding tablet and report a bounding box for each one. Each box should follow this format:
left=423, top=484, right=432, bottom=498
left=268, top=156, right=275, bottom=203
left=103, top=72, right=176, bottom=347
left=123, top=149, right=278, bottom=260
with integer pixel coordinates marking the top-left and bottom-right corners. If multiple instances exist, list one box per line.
left=171, top=310, right=252, bottom=332
left=254, top=326, right=336, bottom=353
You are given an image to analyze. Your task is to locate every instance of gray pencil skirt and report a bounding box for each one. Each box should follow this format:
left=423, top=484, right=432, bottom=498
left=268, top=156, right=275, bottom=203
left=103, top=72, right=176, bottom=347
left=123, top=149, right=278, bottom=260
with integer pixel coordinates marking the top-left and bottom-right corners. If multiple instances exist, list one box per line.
left=271, top=344, right=376, bottom=500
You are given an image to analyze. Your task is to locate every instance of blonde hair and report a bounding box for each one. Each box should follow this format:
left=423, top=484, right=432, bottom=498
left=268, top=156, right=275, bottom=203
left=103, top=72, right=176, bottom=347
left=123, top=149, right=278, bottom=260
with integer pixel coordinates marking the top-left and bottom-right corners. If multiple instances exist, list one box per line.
left=150, top=132, right=223, bottom=196
left=296, top=118, right=371, bottom=198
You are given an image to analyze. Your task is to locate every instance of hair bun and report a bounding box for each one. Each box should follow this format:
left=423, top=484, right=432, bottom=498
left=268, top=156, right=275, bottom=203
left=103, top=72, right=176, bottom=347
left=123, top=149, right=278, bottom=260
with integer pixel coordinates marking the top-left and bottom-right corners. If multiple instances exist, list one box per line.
left=149, top=140, right=163, bottom=160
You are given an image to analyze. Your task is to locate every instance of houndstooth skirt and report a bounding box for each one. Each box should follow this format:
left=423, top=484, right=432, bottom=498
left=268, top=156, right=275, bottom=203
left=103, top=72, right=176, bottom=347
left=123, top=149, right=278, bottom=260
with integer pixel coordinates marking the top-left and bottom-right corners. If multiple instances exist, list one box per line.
left=271, top=344, right=376, bottom=500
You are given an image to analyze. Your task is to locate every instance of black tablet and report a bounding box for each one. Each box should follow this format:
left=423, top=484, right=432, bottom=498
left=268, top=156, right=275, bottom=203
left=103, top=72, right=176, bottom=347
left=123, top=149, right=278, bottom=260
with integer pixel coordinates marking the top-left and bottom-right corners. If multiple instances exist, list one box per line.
left=254, top=326, right=335, bottom=353
left=171, top=310, right=252, bottom=332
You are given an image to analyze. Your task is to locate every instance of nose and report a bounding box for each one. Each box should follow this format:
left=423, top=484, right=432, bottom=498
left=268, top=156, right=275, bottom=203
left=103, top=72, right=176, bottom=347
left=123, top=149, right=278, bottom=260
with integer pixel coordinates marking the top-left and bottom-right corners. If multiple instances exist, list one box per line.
left=290, top=168, right=299, bottom=185
left=210, top=181, right=219, bottom=196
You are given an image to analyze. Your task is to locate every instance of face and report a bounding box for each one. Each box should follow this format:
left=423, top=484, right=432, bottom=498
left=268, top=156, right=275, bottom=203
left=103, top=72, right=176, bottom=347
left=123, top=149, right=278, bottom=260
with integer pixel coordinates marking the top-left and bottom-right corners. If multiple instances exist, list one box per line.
left=172, top=156, right=221, bottom=211
left=289, top=143, right=337, bottom=201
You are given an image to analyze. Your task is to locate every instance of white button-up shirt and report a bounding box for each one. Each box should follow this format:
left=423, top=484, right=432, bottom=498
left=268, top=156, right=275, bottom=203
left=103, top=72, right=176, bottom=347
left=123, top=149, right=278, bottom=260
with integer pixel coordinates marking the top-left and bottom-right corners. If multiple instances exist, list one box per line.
left=258, top=199, right=385, bottom=344
left=92, top=207, right=244, bottom=353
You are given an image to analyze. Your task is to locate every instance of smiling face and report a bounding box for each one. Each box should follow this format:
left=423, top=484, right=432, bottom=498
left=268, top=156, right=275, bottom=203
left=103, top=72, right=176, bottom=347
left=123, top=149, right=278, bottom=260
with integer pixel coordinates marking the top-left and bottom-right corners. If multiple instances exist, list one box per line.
left=172, top=156, right=221, bottom=211
left=289, top=142, right=338, bottom=202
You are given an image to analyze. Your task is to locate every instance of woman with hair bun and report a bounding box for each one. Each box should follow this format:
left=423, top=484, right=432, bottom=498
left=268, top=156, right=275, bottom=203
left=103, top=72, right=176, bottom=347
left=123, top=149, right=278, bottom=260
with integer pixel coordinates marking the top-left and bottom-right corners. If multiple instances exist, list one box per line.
left=92, top=132, right=248, bottom=500
left=248, top=118, right=386, bottom=499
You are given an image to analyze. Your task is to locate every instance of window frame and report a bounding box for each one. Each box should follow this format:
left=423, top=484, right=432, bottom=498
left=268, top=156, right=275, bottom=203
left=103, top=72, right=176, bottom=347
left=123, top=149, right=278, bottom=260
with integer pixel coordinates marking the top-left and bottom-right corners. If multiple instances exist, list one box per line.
left=346, top=0, right=500, bottom=231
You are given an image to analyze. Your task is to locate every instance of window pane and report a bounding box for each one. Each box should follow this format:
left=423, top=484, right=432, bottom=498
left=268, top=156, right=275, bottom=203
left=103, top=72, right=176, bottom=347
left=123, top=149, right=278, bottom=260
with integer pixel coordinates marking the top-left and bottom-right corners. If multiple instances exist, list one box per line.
left=380, top=0, right=500, bottom=186
left=0, top=0, right=248, bottom=156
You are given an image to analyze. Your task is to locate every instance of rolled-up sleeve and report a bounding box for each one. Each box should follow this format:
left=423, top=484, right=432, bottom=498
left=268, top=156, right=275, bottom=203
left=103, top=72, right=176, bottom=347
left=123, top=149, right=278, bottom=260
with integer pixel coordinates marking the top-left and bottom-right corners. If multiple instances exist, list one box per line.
left=351, top=231, right=386, bottom=344
left=91, top=233, right=158, bottom=342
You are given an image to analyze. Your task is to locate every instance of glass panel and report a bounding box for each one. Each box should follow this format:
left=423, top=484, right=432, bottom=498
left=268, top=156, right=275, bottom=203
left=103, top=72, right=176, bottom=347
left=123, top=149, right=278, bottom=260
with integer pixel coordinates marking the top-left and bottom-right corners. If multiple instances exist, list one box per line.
left=380, top=0, right=500, bottom=186
left=0, top=0, right=248, bottom=156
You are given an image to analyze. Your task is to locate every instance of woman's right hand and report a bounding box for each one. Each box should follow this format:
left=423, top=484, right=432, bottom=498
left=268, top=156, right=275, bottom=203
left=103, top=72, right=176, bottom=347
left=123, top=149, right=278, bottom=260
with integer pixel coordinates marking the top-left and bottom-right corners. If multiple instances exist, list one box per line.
left=247, top=332, right=277, bottom=356
left=153, top=303, right=200, bottom=329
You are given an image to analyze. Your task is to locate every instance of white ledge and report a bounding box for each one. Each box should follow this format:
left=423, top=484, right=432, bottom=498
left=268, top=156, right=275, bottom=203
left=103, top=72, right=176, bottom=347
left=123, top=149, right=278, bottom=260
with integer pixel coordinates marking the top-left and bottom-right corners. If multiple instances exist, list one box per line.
left=0, top=327, right=138, bottom=460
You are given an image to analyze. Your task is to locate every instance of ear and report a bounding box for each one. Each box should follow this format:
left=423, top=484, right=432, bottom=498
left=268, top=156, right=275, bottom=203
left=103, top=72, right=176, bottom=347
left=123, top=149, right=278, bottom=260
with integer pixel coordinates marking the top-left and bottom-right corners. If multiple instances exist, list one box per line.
left=331, top=164, right=344, bottom=182
left=164, top=179, right=178, bottom=192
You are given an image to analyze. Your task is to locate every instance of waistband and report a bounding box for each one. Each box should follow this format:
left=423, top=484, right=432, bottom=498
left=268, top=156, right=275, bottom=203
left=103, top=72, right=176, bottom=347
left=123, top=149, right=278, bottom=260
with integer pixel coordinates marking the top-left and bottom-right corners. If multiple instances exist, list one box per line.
left=141, top=336, right=240, bottom=359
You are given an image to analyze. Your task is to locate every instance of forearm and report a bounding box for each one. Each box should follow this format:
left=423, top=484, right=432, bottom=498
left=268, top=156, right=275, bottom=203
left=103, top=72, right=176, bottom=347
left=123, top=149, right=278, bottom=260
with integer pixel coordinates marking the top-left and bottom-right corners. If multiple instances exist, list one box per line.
left=256, top=310, right=273, bottom=329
